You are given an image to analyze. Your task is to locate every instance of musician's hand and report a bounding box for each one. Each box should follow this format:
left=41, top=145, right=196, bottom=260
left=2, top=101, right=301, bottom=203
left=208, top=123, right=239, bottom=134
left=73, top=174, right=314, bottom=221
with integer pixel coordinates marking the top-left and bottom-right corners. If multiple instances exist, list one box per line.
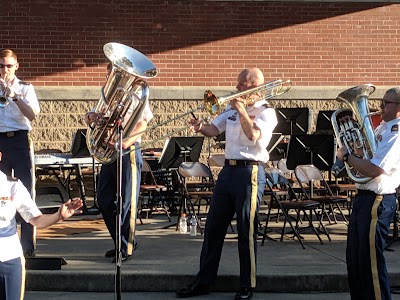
left=189, top=118, right=203, bottom=133
left=337, top=146, right=348, bottom=161
left=58, top=198, right=83, bottom=221
left=230, top=97, right=246, bottom=111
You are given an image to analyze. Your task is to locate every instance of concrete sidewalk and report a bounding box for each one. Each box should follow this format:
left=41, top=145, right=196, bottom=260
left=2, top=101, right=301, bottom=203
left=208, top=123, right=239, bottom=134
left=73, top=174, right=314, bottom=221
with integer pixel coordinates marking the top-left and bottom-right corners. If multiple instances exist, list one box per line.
left=26, top=213, right=400, bottom=294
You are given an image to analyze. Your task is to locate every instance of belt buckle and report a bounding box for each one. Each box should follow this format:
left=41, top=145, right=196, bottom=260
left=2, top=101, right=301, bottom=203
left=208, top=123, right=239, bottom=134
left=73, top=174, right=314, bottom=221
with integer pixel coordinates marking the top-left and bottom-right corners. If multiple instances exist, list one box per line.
left=228, top=159, right=237, bottom=166
left=6, top=132, right=14, bottom=138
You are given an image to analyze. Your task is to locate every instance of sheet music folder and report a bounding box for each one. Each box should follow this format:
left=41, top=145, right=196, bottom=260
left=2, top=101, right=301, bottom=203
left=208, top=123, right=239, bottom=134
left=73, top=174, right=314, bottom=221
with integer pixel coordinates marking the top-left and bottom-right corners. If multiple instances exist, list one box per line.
left=159, top=136, right=204, bottom=169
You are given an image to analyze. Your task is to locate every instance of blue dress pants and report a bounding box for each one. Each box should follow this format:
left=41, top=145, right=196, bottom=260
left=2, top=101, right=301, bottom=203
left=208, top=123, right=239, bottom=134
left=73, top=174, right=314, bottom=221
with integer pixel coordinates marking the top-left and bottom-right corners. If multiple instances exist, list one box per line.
left=347, top=191, right=396, bottom=300
left=196, top=163, right=266, bottom=289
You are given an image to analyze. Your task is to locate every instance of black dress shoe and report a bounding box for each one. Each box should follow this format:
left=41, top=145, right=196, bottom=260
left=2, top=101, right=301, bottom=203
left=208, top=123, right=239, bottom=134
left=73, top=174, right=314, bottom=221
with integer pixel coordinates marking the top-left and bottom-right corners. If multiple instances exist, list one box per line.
left=234, top=287, right=253, bottom=300
left=23, top=249, right=36, bottom=258
left=112, top=253, right=131, bottom=263
left=105, top=242, right=138, bottom=258
left=175, top=281, right=210, bottom=298
left=105, top=249, right=116, bottom=258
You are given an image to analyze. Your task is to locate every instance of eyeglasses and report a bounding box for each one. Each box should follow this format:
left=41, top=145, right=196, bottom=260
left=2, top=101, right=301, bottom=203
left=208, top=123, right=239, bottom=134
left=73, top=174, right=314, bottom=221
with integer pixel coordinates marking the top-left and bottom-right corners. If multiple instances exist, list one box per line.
left=381, top=100, right=399, bottom=108
left=0, top=63, right=17, bottom=69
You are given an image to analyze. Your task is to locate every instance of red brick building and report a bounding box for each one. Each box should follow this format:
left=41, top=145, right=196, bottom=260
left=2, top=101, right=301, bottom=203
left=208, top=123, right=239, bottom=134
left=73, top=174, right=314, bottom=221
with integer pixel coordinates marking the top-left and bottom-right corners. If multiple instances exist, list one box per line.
left=1, top=0, right=400, bottom=149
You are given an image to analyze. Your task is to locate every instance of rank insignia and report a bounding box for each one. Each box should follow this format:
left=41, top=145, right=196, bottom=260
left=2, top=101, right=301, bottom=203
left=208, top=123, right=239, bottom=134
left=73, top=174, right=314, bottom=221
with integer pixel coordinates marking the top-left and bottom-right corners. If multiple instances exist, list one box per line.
left=377, top=134, right=382, bottom=142
left=391, top=124, right=399, bottom=132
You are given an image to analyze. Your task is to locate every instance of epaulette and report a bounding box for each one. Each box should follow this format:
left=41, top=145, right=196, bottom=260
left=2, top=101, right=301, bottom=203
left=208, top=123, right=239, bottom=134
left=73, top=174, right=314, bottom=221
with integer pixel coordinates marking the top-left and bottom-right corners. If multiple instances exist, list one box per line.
left=19, top=80, right=31, bottom=85
left=263, top=103, right=273, bottom=109
left=6, top=175, right=18, bottom=182
left=391, top=124, right=399, bottom=132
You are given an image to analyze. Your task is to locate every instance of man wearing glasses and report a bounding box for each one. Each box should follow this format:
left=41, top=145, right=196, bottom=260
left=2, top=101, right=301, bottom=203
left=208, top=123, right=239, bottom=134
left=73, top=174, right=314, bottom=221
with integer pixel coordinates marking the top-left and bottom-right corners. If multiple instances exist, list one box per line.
left=337, top=87, right=400, bottom=300
left=0, top=49, right=40, bottom=258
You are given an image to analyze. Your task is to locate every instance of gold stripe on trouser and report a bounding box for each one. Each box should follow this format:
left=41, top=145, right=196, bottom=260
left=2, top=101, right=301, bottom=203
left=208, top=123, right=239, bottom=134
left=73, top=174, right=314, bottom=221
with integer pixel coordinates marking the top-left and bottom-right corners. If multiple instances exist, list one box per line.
left=127, top=147, right=138, bottom=256
left=249, top=165, right=258, bottom=288
left=20, top=255, right=26, bottom=300
left=369, top=195, right=383, bottom=300
left=28, top=135, right=37, bottom=250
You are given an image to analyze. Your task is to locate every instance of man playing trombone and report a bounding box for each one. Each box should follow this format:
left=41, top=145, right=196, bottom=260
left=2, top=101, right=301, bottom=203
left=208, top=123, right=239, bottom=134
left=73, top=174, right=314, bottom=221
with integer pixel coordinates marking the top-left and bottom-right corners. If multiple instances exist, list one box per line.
left=176, top=67, right=278, bottom=300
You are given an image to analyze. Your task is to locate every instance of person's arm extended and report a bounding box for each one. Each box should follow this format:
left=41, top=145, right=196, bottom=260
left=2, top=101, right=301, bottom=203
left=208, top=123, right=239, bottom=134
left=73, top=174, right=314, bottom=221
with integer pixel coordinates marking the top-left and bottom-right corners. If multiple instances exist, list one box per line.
left=190, top=119, right=219, bottom=137
left=29, top=198, right=83, bottom=229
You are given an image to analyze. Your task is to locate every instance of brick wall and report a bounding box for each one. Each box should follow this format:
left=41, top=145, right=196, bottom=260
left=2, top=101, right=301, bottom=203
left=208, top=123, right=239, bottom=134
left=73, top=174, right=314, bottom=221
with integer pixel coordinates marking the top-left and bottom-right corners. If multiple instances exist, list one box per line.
left=1, top=1, right=399, bottom=155
left=2, top=1, right=400, bottom=87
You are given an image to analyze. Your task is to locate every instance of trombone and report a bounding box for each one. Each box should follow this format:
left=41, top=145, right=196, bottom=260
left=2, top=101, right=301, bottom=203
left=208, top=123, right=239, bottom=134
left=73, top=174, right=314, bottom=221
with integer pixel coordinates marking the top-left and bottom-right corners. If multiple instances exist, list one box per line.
left=129, top=79, right=292, bottom=151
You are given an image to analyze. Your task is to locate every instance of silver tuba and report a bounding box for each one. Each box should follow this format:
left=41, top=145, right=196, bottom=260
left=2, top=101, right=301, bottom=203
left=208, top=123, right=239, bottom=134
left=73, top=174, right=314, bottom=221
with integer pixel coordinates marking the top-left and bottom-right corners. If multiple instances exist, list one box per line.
left=86, top=43, right=158, bottom=164
left=331, top=84, right=378, bottom=183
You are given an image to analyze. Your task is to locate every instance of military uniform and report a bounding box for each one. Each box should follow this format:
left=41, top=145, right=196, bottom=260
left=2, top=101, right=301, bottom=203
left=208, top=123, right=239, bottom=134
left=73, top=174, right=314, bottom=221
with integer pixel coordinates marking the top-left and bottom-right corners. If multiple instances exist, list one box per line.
left=0, top=76, right=40, bottom=255
left=0, top=170, right=42, bottom=300
left=96, top=101, right=153, bottom=258
left=347, top=118, right=400, bottom=300
left=195, top=101, right=277, bottom=290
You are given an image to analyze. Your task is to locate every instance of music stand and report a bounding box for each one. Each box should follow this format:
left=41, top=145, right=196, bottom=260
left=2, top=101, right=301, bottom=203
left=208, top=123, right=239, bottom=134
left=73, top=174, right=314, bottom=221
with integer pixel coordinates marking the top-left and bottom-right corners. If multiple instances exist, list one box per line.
left=71, top=129, right=90, bottom=157
left=71, top=128, right=99, bottom=214
left=286, top=134, right=335, bottom=171
left=315, top=110, right=352, bottom=135
left=274, top=108, right=310, bottom=135
left=267, top=133, right=287, bottom=161
left=159, top=137, right=204, bottom=169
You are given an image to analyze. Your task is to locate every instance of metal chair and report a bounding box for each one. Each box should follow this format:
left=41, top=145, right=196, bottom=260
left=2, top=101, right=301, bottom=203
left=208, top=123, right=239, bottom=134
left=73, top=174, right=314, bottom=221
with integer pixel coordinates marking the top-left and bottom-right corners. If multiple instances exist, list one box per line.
left=294, top=164, right=349, bottom=225
left=139, top=160, right=171, bottom=222
left=177, top=162, right=215, bottom=234
left=262, top=167, right=329, bottom=249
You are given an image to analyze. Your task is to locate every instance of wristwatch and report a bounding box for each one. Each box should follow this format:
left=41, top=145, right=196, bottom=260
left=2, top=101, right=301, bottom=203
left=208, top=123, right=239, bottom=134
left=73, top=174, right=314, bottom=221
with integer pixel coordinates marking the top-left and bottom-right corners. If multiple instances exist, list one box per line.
left=342, top=152, right=350, bottom=163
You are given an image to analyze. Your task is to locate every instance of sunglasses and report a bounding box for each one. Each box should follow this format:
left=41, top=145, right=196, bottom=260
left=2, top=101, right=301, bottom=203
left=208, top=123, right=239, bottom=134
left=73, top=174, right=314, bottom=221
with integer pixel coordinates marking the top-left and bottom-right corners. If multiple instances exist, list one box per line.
left=381, top=100, right=399, bottom=108
left=0, top=63, right=17, bottom=69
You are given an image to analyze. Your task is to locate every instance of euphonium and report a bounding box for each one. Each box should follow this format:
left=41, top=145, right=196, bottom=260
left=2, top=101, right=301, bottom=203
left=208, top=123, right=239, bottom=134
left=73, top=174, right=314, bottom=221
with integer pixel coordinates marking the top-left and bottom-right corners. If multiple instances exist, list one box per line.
left=331, top=84, right=377, bottom=183
left=86, top=43, right=158, bottom=164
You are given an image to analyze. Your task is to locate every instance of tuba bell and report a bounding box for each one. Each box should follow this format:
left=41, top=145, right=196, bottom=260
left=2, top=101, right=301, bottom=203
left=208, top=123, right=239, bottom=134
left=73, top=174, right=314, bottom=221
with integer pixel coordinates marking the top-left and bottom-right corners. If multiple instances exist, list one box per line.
left=86, top=43, right=158, bottom=164
left=331, top=84, right=378, bottom=183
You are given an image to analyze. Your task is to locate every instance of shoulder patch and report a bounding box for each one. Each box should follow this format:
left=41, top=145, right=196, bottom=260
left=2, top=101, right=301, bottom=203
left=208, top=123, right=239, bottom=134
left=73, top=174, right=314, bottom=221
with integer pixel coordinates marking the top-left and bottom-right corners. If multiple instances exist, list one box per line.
left=391, top=124, right=399, bottom=132
left=19, top=80, right=31, bottom=85
left=263, top=103, right=273, bottom=109
left=6, top=175, right=18, bottom=182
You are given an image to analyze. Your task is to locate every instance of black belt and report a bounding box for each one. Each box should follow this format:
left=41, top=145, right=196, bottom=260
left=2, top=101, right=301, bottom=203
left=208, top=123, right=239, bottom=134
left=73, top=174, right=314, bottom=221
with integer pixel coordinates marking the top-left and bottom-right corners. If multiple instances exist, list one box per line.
left=225, top=159, right=260, bottom=167
left=357, top=189, right=377, bottom=196
left=357, top=189, right=396, bottom=197
left=0, top=130, right=28, bottom=138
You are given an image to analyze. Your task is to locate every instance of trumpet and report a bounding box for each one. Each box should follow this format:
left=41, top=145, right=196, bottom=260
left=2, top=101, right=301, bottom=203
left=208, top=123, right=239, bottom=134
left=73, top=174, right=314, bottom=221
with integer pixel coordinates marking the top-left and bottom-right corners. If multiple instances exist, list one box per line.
left=0, top=75, right=10, bottom=108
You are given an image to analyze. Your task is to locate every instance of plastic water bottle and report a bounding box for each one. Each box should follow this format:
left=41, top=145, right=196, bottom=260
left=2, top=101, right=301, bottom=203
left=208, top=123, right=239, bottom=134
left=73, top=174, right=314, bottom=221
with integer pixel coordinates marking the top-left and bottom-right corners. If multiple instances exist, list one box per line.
left=190, top=216, right=197, bottom=236
left=179, top=213, right=188, bottom=234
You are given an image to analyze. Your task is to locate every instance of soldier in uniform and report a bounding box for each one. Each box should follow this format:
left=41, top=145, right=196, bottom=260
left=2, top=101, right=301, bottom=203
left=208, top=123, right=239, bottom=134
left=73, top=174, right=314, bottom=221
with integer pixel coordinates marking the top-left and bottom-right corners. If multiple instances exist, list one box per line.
left=0, top=49, right=40, bottom=258
left=84, top=62, right=153, bottom=262
left=176, top=68, right=277, bottom=300
left=337, top=87, right=400, bottom=300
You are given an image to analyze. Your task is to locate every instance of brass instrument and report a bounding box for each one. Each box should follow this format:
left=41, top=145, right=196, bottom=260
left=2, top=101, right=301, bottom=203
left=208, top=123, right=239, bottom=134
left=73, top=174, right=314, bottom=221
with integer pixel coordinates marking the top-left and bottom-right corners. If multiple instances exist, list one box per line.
left=331, top=84, right=377, bottom=183
left=86, top=42, right=158, bottom=164
left=204, top=79, right=292, bottom=116
left=131, top=79, right=292, bottom=150
left=0, top=75, right=10, bottom=108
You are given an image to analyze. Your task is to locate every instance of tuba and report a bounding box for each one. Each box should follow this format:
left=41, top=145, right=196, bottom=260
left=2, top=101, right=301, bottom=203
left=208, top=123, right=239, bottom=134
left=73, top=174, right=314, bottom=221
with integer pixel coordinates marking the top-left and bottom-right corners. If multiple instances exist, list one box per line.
left=331, top=84, right=378, bottom=183
left=86, top=43, right=158, bottom=164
